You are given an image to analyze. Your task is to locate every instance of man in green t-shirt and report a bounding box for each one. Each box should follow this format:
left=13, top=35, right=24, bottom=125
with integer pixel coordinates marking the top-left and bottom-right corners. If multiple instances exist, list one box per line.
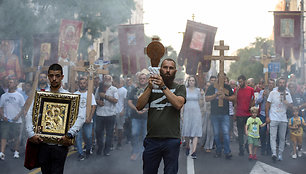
left=137, top=58, right=186, bottom=174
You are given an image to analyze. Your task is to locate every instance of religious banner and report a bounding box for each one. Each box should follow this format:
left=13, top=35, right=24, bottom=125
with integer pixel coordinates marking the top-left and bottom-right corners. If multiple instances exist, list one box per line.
left=274, top=11, right=301, bottom=60
left=118, top=24, right=146, bottom=75
left=178, top=20, right=217, bottom=75
left=58, top=19, right=83, bottom=63
left=0, top=39, right=23, bottom=80
left=33, top=33, right=59, bottom=67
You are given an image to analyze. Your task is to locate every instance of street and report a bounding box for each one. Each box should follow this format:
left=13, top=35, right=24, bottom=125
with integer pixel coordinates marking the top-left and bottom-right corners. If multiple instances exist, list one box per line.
left=1, top=136, right=305, bottom=174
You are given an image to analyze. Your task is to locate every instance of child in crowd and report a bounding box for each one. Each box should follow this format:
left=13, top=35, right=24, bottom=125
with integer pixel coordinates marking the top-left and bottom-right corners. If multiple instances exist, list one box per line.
left=245, top=107, right=266, bottom=160
left=288, top=107, right=306, bottom=159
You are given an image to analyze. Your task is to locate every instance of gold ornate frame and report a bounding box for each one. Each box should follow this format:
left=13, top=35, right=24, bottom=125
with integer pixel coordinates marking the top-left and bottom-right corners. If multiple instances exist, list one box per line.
left=32, top=91, right=80, bottom=144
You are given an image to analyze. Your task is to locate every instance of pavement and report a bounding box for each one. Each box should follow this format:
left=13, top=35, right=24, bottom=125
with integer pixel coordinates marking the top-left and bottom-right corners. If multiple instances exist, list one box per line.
left=1, top=135, right=306, bottom=174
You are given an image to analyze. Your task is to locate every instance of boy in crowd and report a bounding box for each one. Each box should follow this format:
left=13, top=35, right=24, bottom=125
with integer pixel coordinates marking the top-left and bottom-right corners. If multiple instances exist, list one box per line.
left=288, top=107, right=306, bottom=159
left=245, top=107, right=266, bottom=160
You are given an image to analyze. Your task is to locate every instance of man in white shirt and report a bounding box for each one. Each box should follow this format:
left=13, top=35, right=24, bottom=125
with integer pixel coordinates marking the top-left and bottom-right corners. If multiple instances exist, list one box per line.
left=266, top=77, right=293, bottom=162
left=95, top=75, right=118, bottom=156
left=0, top=77, right=25, bottom=160
left=74, top=77, right=96, bottom=160
left=25, top=64, right=85, bottom=173
left=113, top=76, right=127, bottom=150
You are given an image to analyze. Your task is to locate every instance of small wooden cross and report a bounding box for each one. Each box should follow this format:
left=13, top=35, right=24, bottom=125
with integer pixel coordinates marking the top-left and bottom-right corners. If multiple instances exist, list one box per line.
left=204, top=40, right=239, bottom=107
left=72, top=50, right=108, bottom=118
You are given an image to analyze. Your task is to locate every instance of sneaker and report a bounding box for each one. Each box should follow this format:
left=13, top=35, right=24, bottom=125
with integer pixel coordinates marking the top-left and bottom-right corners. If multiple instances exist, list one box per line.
left=225, top=153, right=232, bottom=160
left=298, top=150, right=303, bottom=157
left=78, top=154, right=85, bottom=161
left=272, top=155, right=277, bottom=162
left=239, top=151, right=244, bottom=156
left=278, top=154, right=283, bottom=161
left=292, top=154, right=297, bottom=159
left=90, top=148, right=93, bottom=155
left=215, top=153, right=221, bottom=158
left=252, top=154, right=258, bottom=160
left=0, top=152, right=5, bottom=160
left=185, top=148, right=190, bottom=156
left=13, top=151, right=19, bottom=159
left=248, top=154, right=253, bottom=161
left=191, top=152, right=197, bottom=159
left=130, top=153, right=138, bottom=161
left=104, top=153, right=110, bottom=156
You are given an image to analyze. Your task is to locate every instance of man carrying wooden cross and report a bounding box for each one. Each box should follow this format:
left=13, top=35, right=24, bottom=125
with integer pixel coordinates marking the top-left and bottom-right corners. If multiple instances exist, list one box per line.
left=204, top=40, right=237, bottom=159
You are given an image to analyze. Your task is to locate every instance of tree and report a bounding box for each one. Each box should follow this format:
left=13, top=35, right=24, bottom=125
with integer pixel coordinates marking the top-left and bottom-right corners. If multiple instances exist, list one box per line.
left=32, top=0, right=135, bottom=56
left=227, top=37, right=276, bottom=82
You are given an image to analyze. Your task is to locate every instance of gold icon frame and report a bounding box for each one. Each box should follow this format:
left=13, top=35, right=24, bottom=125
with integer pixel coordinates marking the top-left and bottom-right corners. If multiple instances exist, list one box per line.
left=32, top=91, right=80, bottom=144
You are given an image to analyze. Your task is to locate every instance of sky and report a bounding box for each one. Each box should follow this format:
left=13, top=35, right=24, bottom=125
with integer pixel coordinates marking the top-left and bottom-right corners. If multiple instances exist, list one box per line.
left=143, top=0, right=281, bottom=55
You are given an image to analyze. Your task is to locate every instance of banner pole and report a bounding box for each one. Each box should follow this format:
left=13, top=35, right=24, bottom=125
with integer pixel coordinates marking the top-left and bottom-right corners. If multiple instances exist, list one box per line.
left=301, top=0, right=305, bottom=83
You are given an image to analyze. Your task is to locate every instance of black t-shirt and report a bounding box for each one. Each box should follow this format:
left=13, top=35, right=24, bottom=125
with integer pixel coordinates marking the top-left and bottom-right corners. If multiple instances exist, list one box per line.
left=128, top=87, right=148, bottom=119
left=147, top=83, right=186, bottom=138
left=205, top=84, right=233, bottom=115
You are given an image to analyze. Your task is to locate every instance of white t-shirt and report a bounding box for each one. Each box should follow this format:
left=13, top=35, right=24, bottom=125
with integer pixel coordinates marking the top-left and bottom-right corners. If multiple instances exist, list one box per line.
left=116, top=87, right=127, bottom=114
left=267, top=90, right=293, bottom=122
left=74, top=91, right=97, bottom=123
left=0, top=91, right=25, bottom=123
left=95, top=86, right=119, bottom=116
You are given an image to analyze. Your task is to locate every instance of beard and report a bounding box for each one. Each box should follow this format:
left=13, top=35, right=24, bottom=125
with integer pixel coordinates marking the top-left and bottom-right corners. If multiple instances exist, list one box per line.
left=278, top=86, right=286, bottom=91
left=160, top=71, right=176, bottom=87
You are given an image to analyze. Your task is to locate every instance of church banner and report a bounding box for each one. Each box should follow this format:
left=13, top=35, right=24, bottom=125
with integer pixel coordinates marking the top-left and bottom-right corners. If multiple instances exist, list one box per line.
left=0, top=39, right=23, bottom=80
left=274, top=11, right=301, bottom=60
left=178, top=20, right=217, bottom=75
left=118, top=24, right=146, bottom=75
left=58, top=19, right=83, bottom=63
left=33, top=33, right=59, bottom=67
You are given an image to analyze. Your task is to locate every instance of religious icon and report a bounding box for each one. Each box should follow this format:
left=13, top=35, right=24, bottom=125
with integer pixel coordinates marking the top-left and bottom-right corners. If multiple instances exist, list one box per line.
left=127, top=33, right=136, bottom=45
left=32, top=91, right=80, bottom=145
left=190, top=31, right=206, bottom=51
left=0, top=39, right=23, bottom=80
left=40, top=43, right=51, bottom=61
left=280, top=18, right=294, bottom=37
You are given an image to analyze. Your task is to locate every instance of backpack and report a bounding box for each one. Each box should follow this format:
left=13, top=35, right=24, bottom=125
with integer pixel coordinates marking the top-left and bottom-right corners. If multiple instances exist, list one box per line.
left=290, top=117, right=303, bottom=125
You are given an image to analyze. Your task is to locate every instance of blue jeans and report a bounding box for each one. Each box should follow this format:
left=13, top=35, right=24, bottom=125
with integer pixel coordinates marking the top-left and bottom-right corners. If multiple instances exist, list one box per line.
left=131, top=118, right=147, bottom=154
left=259, top=115, right=271, bottom=154
left=76, top=123, right=93, bottom=155
left=143, top=138, right=181, bottom=174
left=211, top=114, right=231, bottom=154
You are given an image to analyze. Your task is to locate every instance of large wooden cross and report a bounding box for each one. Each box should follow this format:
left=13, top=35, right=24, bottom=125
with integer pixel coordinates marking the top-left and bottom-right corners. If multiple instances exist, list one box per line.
left=204, top=40, right=239, bottom=107
left=23, top=56, right=49, bottom=114
left=72, top=50, right=108, bottom=118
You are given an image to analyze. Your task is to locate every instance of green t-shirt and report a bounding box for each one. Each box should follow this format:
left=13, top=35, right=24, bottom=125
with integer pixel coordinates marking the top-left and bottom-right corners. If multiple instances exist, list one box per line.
left=147, top=83, right=186, bottom=138
left=246, top=117, right=263, bottom=138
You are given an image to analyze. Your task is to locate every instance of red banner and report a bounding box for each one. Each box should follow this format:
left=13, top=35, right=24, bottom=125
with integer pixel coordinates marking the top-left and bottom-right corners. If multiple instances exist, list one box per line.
left=274, top=11, right=301, bottom=60
left=178, top=20, right=217, bottom=75
left=118, top=24, right=146, bottom=75
left=58, top=19, right=83, bottom=63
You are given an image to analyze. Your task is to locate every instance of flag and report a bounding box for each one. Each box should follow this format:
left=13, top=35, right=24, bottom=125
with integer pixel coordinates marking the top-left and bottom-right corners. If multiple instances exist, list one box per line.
left=274, top=11, right=301, bottom=60
left=178, top=20, right=217, bottom=75
left=118, top=24, right=146, bottom=75
left=58, top=19, right=83, bottom=63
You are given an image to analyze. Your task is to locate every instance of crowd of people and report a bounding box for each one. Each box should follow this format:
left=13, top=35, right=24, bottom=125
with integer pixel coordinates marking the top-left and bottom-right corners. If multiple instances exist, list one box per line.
left=0, top=61, right=306, bottom=173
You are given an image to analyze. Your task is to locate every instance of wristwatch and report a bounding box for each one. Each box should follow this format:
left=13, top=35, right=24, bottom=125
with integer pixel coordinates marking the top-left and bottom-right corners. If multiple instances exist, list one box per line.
left=160, top=85, right=167, bottom=90
left=66, top=132, right=74, bottom=139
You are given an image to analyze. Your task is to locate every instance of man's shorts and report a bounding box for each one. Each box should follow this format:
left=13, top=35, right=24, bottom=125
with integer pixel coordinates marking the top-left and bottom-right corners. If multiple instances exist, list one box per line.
left=116, top=114, right=125, bottom=130
left=0, top=121, right=21, bottom=139
left=247, top=136, right=259, bottom=146
left=290, top=134, right=303, bottom=146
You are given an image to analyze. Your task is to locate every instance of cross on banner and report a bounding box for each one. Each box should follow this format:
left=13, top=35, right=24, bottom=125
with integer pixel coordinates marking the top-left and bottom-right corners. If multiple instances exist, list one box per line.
left=204, top=40, right=239, bottom=107
left=72, top=50, right=108, bottom=118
